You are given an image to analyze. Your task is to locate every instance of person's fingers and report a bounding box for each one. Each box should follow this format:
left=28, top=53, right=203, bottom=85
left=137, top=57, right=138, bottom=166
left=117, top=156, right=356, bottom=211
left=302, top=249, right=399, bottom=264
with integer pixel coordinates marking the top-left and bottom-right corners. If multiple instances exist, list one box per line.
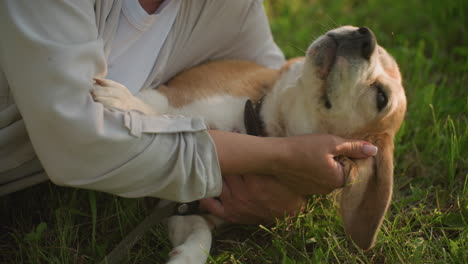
left=328, top=157, right=347, bottom=188
left=219, top=179, right=232, bottom=200
left=223, top=174, right=249, bottom=203
left=199, top=198, right=225, bottom=217
left=202, top=174, right=307, bottom=224
left=332, top=138, right=378, bottom=158
left=324, top=140, right=375, bottom=190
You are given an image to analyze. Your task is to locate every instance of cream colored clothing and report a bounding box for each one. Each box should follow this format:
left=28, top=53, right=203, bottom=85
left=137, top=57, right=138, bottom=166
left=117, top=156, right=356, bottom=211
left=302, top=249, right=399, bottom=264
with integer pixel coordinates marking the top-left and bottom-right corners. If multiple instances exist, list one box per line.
left=107, top=0, right=181, bottom=94
left=0, top=0, right=285, bottom=200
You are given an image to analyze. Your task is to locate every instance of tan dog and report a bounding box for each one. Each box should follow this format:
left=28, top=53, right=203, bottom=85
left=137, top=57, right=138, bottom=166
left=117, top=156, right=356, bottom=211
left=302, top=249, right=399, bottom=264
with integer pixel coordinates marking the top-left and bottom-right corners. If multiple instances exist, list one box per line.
left=93, top=26, right=406, bottom=263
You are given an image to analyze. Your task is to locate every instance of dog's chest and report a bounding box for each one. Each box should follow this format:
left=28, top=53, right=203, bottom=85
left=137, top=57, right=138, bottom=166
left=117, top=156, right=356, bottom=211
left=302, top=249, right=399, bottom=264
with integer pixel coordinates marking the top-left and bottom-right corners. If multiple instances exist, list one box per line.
left=169, top=95, right=248, bottom=133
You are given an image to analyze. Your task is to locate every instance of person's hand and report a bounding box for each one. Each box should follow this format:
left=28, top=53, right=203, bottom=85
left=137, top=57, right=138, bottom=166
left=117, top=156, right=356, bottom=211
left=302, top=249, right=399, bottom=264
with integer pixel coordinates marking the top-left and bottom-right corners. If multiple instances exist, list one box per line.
left=200, top=174, right=305, bottom=224
left=208, top=130, right=377, bottom=198
left=273, top=134, right=378, bottom=195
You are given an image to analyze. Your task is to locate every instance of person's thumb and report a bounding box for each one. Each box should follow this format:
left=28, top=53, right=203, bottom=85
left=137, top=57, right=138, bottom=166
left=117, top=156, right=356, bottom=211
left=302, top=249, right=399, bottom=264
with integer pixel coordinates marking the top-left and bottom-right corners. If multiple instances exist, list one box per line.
left=332, top=138, right=378, bottom=158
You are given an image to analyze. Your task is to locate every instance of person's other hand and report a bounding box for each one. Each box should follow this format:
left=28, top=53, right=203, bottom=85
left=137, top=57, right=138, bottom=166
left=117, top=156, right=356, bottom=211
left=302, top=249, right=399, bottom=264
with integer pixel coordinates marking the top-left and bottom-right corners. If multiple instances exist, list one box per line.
left=200, top=174, right=305, bottom=224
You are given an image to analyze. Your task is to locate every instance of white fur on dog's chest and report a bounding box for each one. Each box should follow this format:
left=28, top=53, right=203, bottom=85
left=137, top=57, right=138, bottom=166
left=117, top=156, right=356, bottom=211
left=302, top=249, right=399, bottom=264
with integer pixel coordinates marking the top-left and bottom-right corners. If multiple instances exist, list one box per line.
left=169, top=95, right=248, bottom=133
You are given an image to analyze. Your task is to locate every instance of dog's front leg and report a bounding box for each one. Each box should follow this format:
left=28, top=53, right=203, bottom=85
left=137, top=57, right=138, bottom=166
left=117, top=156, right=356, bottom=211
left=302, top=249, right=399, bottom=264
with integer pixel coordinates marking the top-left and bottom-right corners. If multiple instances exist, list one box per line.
left=92, top=78, right=162, bottom=115
left=166, top=215, right=216, bottom=264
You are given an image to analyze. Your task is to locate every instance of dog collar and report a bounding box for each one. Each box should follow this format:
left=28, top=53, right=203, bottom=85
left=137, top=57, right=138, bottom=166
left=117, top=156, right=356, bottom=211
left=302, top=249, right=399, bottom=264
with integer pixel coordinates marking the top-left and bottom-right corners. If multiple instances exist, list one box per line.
left=244, top=96, right=266, bottom=136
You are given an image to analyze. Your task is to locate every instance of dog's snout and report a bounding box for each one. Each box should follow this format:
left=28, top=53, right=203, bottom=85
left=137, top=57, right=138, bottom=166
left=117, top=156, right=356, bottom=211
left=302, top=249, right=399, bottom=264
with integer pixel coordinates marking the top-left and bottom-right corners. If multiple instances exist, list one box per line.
left=327, top=26, right=377, bottom=60
left=358, top=26, right=371, bottom=35
left=358, top=27, right=376, bottom=59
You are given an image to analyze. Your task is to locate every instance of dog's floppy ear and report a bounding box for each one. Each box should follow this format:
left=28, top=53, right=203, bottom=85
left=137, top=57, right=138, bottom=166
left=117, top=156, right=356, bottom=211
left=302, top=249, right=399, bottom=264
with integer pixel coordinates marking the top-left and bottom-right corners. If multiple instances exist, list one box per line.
left=339, top=133, right=394, bottom=250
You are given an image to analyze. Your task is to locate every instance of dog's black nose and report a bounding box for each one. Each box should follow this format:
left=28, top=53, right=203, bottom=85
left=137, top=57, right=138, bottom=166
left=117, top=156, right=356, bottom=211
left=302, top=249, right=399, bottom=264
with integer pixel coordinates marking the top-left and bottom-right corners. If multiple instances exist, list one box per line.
left=357, top=27, right=376, bottom=59
left=326, top=26, right=377, bottom=60
left=358, top=26, right=371, bottom=35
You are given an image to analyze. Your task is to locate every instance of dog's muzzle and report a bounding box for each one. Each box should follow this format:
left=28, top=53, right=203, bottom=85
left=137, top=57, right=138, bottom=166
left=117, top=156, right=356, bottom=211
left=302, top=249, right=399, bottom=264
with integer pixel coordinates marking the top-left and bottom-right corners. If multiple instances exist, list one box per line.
left=327, top=26, right=377, bottom=60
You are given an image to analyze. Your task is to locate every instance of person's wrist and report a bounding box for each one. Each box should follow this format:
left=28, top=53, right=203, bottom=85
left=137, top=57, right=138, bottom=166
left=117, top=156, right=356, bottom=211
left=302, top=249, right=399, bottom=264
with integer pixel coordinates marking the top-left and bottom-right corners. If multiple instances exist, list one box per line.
left=262, top=136, right=292, bottom=177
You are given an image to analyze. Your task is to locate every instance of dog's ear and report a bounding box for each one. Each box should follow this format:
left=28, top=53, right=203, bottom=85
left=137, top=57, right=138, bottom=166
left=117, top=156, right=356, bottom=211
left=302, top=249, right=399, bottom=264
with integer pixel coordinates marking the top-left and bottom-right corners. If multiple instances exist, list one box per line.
left=339, top=133, right=394, bottom=250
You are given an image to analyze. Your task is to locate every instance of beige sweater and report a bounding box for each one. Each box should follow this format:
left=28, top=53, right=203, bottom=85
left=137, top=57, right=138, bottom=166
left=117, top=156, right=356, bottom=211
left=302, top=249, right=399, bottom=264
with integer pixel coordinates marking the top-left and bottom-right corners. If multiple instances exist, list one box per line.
left=0, top=0, right=285, bottom=200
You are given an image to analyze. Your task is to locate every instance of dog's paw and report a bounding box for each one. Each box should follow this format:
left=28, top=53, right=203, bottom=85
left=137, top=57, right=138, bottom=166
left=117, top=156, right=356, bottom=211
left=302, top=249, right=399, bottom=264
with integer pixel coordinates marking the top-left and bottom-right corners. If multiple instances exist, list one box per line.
left=168, top=247, right=182, bottom=257
left=167, top=215, right=210, bottom=247
left=92, top=78, right=140, bottom=111
left=166, top=244, right=196, bottom=264
left=166, top=243, right=209, bottom=264
left=165, top=215, right=212, bottom=264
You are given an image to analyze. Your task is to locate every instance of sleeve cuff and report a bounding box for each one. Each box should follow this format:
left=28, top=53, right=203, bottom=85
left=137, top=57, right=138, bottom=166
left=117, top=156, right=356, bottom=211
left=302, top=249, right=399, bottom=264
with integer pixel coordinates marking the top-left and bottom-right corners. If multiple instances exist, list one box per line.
left=124, top=111, right=208, bottom=137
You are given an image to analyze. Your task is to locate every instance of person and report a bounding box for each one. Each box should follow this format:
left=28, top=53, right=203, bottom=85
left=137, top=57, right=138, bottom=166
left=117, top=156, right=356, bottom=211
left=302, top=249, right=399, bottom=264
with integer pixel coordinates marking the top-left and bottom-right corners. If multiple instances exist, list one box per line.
left=0, top=0, right=378, bottom=224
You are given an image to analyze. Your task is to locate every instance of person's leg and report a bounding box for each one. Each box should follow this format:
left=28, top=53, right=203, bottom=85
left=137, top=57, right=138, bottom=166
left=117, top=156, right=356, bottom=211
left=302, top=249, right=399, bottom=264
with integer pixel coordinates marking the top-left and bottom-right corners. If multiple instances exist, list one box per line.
left=0, top=157, right=47, bottom=196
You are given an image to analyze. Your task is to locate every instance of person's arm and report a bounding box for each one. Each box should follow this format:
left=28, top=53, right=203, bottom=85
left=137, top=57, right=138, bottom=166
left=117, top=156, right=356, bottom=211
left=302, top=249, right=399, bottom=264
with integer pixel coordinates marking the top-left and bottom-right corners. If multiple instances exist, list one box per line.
left=201, top=131, right=378, bottom=223
left=209, top=130, right=378, bottom=195
left=0, top=0, right=221, bottom=202
left=211, top=0, right=286, bottom=69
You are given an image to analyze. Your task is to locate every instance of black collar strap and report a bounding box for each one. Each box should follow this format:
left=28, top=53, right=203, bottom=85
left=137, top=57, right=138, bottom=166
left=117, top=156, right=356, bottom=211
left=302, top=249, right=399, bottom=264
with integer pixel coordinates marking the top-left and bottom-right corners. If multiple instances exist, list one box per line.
left=244, top=96, right=266, bottom=136
left=174, top=201, right=201, bottom=215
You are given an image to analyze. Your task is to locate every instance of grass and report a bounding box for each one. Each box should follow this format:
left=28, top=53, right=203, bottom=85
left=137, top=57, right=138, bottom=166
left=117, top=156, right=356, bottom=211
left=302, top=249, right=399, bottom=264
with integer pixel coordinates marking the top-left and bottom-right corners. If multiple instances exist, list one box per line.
left=1, top=0, right=467, bottom=263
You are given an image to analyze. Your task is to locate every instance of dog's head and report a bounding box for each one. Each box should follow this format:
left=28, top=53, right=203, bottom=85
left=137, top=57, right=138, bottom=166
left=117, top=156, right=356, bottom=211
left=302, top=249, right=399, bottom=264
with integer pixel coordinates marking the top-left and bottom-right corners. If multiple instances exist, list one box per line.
left=302, top=25, right=406, bottom=136
left=301, top=26, right=407, bottom=249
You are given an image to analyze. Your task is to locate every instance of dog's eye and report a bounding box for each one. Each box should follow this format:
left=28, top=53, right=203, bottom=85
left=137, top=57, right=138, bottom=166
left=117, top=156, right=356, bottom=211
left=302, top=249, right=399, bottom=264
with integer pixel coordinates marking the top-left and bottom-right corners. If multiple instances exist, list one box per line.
left=375, top=85, right=388, bottom=111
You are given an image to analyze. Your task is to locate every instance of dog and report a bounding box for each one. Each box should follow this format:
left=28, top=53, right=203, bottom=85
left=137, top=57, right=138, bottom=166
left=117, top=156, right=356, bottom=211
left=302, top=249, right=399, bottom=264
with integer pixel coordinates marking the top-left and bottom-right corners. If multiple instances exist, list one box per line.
left=92, top=26, right=407, bottom=263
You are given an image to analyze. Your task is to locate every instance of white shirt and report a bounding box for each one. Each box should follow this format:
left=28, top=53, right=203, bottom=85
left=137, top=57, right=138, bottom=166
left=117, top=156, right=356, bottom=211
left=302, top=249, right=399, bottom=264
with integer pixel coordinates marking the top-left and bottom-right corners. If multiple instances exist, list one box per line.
left=0, top=0, right=285, bottom=201
left=107, top=0, right=181, bottom=94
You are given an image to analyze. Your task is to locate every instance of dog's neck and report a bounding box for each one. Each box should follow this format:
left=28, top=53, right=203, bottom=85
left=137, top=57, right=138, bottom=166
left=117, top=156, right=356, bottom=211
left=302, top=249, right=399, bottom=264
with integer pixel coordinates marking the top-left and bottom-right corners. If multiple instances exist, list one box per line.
left=260, top=60, right=325, bottom=137
left=244, top=97, right=266, bottom=136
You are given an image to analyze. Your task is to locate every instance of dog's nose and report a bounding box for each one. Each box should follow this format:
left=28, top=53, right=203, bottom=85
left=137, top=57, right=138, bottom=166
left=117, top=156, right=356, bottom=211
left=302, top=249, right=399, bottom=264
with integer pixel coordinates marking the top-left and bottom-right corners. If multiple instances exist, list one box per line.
left=357, top=27, right=376, bottom=59
left=327, top=27, right=377, bottom=60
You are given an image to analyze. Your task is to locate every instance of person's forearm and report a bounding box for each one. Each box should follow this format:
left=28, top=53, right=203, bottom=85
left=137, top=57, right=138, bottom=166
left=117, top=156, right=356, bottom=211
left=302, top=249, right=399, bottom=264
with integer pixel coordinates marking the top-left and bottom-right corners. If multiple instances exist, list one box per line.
left=209, top=130, right=378, bottom=195
left=208, top=130, right=285, bottom=176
